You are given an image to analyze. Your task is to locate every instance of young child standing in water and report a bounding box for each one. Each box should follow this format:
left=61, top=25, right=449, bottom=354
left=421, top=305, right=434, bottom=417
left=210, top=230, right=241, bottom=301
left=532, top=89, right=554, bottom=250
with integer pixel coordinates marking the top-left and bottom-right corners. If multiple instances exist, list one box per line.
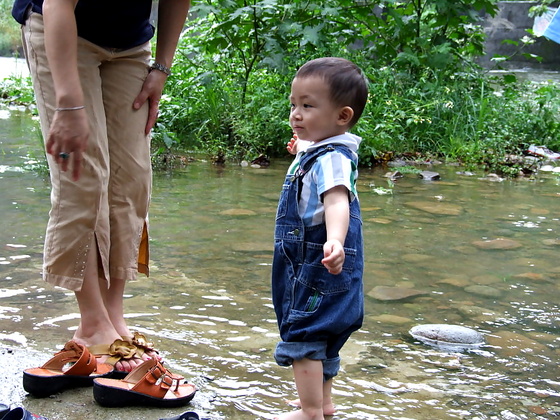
left=271, top=57, right=368, bottom=420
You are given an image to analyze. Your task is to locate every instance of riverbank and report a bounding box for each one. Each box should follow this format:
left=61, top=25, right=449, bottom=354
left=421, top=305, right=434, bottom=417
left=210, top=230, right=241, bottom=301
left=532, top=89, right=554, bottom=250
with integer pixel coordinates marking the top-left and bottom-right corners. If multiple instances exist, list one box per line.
left=0, top=57, right=28, bottom=80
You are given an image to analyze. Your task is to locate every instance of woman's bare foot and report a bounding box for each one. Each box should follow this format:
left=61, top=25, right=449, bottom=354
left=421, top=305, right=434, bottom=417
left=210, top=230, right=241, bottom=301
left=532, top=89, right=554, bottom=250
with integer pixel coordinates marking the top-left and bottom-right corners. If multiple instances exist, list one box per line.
left=75, top=334, right=153, bottom=373
left=286, top=399, right=336, bottom=416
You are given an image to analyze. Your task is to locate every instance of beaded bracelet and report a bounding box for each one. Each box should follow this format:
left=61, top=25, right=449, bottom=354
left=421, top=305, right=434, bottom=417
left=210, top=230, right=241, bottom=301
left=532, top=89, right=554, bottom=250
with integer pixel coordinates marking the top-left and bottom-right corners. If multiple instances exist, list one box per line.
left=150, top=62, right=172, bottom=76
left=55, top=106, right=85, bottom=112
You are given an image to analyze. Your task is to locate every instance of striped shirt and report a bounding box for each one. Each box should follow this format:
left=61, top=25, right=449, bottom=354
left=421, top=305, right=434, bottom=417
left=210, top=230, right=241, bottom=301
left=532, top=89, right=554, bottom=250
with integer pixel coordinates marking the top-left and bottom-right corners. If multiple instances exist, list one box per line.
left=287, top=133, right=361, bottom=226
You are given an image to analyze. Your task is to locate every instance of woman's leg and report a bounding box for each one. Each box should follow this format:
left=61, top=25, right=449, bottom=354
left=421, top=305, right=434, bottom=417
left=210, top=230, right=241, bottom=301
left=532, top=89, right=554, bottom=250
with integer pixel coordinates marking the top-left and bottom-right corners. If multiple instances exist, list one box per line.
left=72, top=238, right=150, bottom=372
left=73, top=238, right=121, bottom=346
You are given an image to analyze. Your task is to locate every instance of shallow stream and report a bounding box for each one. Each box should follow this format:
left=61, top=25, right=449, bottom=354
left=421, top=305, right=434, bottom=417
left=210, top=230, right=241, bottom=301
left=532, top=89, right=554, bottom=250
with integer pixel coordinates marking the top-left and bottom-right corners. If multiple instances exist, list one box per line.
left=0, top=102, right=560, bottom=419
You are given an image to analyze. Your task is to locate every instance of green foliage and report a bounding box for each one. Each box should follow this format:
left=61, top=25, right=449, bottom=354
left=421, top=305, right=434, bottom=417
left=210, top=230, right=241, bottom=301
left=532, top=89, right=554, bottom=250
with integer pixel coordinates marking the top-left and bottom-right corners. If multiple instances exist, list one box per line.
left=0, top=75, right=35, bottom=105
left=0, top=0, right=22, bottom=56
left=1, top=0, right=559, bottom=178
left=159, top=0, right=503, bottom=164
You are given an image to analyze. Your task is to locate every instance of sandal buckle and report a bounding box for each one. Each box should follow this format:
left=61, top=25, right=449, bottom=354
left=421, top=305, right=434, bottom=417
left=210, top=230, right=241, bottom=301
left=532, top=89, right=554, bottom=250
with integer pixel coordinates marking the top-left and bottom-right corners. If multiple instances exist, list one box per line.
left=155, top=372, right=178, bottom=390
left=150, top=364, right=178, bottom=390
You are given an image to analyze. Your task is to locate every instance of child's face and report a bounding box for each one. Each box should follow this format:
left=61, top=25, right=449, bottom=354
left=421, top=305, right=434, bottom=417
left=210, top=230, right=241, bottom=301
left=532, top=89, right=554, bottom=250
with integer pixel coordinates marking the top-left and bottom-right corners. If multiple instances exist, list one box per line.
left=289, top=76, right=348, bottom=143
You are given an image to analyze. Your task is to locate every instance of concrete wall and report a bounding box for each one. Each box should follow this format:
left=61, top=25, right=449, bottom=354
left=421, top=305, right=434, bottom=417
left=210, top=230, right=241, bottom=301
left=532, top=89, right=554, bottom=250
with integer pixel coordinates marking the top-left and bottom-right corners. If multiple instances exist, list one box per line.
left=480, top=1, right=560, bottom=69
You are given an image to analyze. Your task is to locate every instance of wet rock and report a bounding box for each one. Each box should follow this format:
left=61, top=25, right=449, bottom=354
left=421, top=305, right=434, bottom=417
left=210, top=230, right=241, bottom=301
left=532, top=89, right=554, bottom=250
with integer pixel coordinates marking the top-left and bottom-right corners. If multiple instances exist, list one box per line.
left=471, top=274, right=501, bottom=285
left=368, top=217, right=393, bottom=224
left=464, top=284, right=502, bottom=298
left=419, top=171, right=440, bottom=180
left=369, top=381, right=409, bottom=394
left=539, top=165, right=556, bottom=172
left=250, top=154, right=270, bottom=167
left=409, top=324, right=485, bottom=351
left=401, top=253, right=432, bottom=263
left=384, top=171, right=403, bottom=180
left=436, top=277, right=470, bottom=288
left=472, top=238, right=522, bottom=250
left=371, top=314, right=413, bottom=324
left=405, top=201, right=462, bottom=216
left=219, top=208, right=257, bottom=216
left=457, top=304, right=497, bottom=319
left=486, top=330, right=547, bottom=357
left=510, top=272, right=547, bottom=282
left=367, top=286, right=428, bottom=301
left=479, top=173, right=504, bottom=182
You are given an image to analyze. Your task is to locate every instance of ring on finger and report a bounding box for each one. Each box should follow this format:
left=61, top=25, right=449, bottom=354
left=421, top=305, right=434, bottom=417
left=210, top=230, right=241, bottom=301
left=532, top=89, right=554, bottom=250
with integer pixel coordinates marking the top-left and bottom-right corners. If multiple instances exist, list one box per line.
left=59, top=152, right=70, bottom=160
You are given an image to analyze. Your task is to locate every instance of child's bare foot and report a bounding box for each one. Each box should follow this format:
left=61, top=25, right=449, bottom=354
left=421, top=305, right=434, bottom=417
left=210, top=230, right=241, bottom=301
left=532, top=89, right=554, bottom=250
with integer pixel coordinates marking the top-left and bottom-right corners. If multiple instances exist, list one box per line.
left=286, top=399, right=336, bottom=416
left=274, top=408, right=324, bottom=420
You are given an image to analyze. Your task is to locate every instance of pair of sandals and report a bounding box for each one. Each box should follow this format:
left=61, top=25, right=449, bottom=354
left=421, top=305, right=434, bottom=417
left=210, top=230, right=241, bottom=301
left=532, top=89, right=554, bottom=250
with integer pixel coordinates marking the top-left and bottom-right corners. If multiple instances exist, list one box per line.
left=22, top=339, right=196, bottom=408
left=0, top=406, right=199, bottom=420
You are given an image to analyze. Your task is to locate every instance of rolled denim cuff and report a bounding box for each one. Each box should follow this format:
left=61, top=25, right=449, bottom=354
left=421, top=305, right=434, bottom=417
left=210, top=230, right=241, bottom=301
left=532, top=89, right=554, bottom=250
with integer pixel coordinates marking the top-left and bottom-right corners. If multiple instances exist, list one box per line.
left=274, top=341, right=327, bottom=367
left=323, top=356, right=341, bottom=381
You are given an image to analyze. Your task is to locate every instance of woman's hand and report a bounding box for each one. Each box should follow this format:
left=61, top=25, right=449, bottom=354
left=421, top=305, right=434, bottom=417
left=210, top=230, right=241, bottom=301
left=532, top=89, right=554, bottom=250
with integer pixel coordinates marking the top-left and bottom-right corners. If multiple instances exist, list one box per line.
left=45, top=108, right=88, bottom=181
left=133, top=69, right=168, bottom=134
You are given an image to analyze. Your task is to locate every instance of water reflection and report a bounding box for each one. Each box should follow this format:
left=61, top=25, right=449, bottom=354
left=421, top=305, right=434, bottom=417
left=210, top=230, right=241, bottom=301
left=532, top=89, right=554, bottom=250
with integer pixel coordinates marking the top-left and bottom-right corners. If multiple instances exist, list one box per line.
left=1, top=106, right=560, bottom=419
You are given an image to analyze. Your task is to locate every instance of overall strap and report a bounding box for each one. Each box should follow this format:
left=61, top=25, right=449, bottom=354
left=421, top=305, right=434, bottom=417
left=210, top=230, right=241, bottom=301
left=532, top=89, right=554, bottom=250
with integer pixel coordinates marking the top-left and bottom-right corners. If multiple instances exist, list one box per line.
left=295, top=144, right=354, bottom=180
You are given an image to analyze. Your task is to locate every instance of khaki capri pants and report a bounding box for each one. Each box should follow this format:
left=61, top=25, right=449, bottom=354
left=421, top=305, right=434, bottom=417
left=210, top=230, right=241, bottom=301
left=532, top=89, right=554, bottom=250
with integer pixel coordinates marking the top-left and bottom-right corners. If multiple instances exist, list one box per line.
left=22, top=12, right=152, bottom=291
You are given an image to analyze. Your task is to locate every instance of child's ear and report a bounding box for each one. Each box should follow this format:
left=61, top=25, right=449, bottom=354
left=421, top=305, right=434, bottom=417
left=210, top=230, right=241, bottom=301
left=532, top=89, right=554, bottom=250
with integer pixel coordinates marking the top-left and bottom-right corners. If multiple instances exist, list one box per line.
left=337, top=106, right=354, bottom=126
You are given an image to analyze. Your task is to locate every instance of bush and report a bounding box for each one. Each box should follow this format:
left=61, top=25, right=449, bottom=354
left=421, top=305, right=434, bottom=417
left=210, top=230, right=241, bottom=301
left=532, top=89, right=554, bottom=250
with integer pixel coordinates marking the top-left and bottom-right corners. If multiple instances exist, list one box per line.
left=0, top=0, right=23, bottom=56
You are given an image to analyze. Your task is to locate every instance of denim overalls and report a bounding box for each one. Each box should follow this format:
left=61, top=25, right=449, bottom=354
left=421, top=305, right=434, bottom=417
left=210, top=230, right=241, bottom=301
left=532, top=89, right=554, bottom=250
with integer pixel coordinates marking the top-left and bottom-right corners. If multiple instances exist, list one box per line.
left=272, top=144, right=364, bottom=381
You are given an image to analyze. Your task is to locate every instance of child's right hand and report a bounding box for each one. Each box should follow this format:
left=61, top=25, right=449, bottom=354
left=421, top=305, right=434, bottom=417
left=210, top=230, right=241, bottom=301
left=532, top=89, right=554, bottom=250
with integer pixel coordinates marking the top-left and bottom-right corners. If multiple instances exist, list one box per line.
left=286, top=133, right=299, bottom=155
left=322, top=239, right=345, bottom=275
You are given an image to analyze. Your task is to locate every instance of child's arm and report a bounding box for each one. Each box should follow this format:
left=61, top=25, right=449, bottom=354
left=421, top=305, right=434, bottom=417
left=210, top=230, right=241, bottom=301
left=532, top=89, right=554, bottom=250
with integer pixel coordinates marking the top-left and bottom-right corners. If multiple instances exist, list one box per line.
left=322, top=185, right=350, bottom=275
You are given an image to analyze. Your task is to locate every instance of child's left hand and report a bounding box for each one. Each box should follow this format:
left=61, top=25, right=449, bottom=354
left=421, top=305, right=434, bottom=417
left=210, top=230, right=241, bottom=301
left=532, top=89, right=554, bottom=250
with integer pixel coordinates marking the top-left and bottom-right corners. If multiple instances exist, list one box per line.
left=322, top=240, right=345, bottom=275
left=286, top=134, right=299, bottom=155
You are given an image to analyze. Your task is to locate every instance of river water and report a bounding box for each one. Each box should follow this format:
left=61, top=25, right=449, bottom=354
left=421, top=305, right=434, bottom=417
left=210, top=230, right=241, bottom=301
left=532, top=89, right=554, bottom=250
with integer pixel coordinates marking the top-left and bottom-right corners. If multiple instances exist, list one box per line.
left=1, top=99, right=560, bottom=418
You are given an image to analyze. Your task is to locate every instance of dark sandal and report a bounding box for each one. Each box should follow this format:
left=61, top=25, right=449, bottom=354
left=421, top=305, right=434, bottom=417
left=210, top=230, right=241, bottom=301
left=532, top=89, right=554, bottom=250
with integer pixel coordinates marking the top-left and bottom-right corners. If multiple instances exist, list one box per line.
left=93, top=358, right=196, bottom=408
left=159, top=411, right=200, bottom=420
left=2, top=407, right=49, bottom=420
left=22, top=341, right=114, bottom=398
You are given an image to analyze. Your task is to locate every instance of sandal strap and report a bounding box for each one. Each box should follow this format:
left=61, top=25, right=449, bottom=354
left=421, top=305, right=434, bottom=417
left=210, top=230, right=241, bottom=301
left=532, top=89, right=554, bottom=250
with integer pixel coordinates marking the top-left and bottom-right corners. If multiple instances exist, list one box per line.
left=128, top=359, right=183, bottom=399
left=88, top=339, right=145, bottom=366
left=123, top=332, right=159, bottom=355
left=42, top=341, right=97, bottom=376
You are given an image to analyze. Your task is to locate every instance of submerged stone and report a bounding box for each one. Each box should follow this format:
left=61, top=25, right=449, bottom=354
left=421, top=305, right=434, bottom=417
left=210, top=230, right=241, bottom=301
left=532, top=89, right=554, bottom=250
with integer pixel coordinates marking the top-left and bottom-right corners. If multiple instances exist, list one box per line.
left=472, top=238, right=522, bottom=250
left=405, top=201, right=462, bottom=216
left=368, top=286, right=428, bottom=301
left=464, top=284, right=502, bottom=298
left=409, top=324, right=485, bottom=351
left=219, top=208, right=257, bottom=216
left=543, top=238, right=560, bottom=246
left=419, top=171, right=440, bottom=180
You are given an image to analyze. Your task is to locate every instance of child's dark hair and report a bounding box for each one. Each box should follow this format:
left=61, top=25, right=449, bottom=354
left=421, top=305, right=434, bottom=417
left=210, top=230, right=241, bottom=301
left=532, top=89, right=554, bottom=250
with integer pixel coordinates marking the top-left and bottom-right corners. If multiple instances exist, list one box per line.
left=295, top=57, right=368, bottom=127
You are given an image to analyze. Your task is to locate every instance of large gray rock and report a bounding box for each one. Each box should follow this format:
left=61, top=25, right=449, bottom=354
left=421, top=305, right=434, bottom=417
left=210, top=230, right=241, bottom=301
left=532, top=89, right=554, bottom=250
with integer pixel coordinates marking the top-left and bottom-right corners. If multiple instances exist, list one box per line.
left=409, top=324, right=485, bottom=351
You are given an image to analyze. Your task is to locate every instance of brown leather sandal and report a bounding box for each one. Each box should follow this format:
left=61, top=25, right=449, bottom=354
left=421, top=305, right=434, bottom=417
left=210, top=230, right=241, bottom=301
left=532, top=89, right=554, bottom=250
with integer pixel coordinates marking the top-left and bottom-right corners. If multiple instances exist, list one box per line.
left=23, top=340, right=114, bottom=397
left=93, top=358, right=196, bottom=408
